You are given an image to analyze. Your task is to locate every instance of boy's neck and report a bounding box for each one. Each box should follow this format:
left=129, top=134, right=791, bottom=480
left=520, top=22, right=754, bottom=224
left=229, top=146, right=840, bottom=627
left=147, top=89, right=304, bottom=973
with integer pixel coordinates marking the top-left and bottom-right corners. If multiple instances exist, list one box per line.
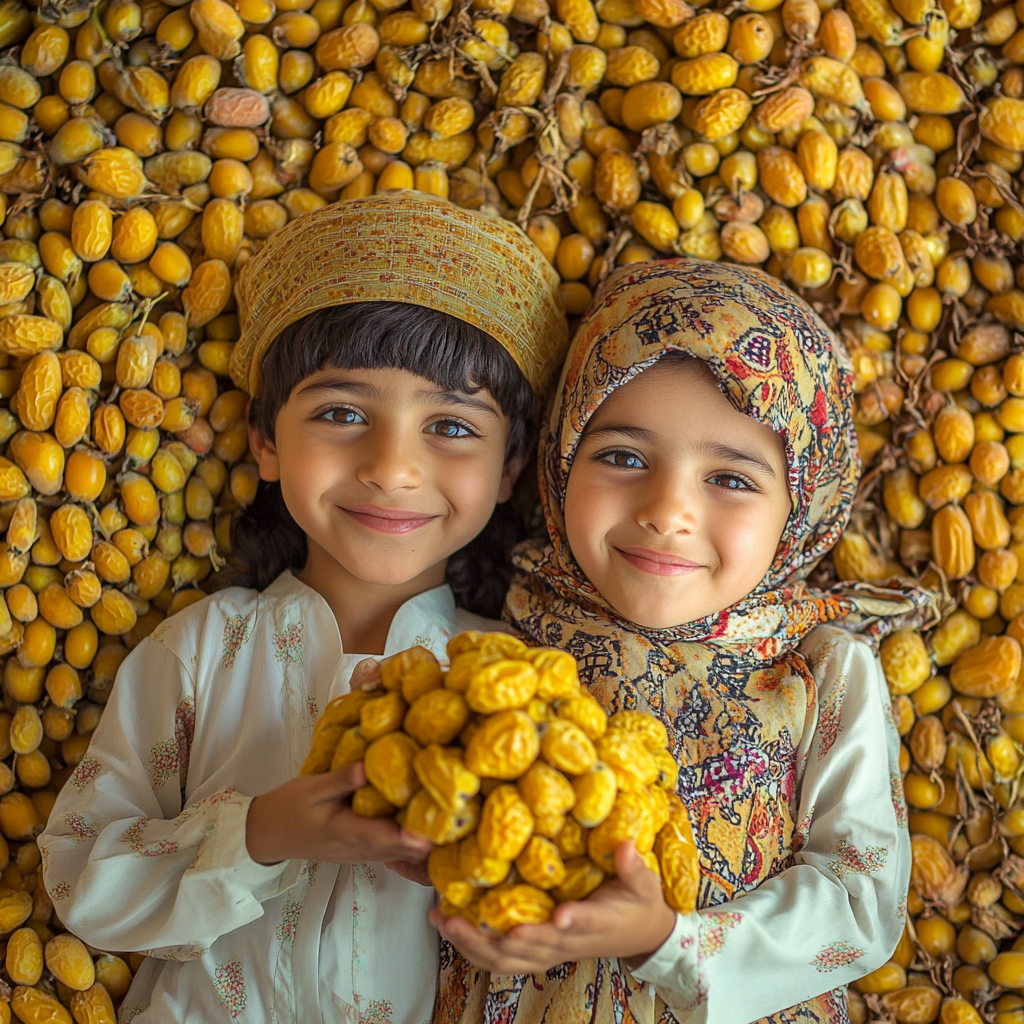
left=296, top=540, right=449, bottom=655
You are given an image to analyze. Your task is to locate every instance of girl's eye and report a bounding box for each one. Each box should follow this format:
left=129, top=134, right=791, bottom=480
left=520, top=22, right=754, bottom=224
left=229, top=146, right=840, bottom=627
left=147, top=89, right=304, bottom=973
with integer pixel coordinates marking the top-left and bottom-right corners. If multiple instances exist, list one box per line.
left=322, top=408, right=365, bottom=425
left=600, top=450, right=646, bottom=470
left=709, top=472, right=755, bottom=491
left=428, top=419, right=474, bottom=439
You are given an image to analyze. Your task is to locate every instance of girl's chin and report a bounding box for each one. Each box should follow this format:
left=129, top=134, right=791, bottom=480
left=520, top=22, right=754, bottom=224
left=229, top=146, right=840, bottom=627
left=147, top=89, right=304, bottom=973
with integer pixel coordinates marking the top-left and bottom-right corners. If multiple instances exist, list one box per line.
left=609, top=599, right=705, bottom=630
left=596, top=578, right=706, bottom=628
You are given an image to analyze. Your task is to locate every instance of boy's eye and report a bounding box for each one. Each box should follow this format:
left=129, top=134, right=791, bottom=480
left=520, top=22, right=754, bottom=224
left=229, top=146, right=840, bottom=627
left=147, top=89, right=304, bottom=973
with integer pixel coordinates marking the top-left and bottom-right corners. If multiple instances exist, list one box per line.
left=322, top=408, right=365, bottom=425
left=428, top=419, right=474, bottom=439
left=709, top=472, right=755, bottom=491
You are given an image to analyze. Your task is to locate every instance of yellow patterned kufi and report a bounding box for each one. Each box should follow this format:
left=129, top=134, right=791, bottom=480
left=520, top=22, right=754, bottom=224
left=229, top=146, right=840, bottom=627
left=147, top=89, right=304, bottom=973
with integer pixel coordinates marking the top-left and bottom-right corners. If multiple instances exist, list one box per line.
left=231, top=190, right=568, bottom=397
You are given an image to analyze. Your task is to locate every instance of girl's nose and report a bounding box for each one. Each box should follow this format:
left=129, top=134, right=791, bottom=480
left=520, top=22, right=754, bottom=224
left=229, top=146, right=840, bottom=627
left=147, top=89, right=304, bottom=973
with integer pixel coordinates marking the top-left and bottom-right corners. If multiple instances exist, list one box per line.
left=636, top=474, right=699, bottom=535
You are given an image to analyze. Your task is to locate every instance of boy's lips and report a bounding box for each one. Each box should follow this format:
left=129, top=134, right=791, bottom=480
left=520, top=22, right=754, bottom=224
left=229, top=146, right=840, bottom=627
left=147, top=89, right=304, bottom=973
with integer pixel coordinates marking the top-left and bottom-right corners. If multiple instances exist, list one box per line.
left=615, top=546, right=704, bottom=576
left=341, top=504, right=439, bottom=534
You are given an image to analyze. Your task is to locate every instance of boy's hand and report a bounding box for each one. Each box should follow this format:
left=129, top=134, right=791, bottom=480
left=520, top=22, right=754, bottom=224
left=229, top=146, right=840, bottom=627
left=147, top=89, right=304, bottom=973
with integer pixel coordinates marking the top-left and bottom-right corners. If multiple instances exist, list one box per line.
left=430, top=843, right=677, bottom=975
left=385, top=860, right=433, bottom=886
left=245, top=764, right=432, bottom=866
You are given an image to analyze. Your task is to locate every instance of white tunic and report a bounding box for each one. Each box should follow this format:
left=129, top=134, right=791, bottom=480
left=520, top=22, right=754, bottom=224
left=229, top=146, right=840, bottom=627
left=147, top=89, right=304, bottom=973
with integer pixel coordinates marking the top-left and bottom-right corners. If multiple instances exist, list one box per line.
left=40, top=571, right=498, bottom=1024
left=435, top=627, right=912, bottom=1024
left=630, top=626, right=912, bottom=1021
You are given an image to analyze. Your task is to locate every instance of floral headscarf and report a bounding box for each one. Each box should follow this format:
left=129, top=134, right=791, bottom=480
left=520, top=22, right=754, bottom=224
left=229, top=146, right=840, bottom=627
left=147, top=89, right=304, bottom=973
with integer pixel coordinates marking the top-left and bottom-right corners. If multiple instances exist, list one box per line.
left=432, top=256, right=937, bottom=1024
left=507, top=258, right=936, bottom=660
left=435, top=260, right=937, bottom=1024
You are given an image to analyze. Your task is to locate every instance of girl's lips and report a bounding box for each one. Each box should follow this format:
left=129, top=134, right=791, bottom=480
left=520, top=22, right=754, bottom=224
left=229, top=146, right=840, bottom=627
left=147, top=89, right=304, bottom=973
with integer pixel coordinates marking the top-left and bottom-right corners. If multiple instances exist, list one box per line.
left=341, top=505, right=439, bottom=534
left=615, top=547, right=704, bottom=577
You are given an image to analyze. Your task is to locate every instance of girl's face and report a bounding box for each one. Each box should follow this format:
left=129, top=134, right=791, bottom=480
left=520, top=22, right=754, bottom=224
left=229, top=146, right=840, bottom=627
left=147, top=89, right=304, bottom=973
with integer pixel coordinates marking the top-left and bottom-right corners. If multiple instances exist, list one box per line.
left=250, top=365, right=519, bottom=594
left=564, top=359, right=792, bottom=629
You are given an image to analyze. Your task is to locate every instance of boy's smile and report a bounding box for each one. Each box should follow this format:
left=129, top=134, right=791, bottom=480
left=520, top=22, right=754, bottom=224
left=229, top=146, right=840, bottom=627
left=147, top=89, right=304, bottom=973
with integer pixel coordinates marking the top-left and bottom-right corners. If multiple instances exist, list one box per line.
left=250, top=365, right=519, bottom=631
left=341, top=503, right=440, bottom=533
left=564, top=356, right=792, bottom=630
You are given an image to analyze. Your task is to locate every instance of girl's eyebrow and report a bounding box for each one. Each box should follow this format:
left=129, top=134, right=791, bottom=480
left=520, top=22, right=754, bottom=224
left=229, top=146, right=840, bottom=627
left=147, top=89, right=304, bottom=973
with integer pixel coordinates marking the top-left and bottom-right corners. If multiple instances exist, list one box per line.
left=585, top=424, right=778, bottom=478
left=584, top=424, right=656, bottom=443
left=696, top=441, right=778, bottom=479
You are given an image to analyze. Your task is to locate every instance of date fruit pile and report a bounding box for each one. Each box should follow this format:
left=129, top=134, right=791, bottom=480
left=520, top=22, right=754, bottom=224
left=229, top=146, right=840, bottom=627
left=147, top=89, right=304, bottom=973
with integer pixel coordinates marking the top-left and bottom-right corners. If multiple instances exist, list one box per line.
left=301, top=631, right=701, bottom=934
left=0, top=0, right=1017, bottom=1007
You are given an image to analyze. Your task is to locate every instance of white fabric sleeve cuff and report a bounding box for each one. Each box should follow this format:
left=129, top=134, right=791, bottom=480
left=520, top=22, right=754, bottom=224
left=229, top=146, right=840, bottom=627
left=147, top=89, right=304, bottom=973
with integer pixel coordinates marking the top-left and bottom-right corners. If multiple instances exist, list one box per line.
left=629, top=910, right=702, bottom=1010
left=190, top=793, right=305, bottom=901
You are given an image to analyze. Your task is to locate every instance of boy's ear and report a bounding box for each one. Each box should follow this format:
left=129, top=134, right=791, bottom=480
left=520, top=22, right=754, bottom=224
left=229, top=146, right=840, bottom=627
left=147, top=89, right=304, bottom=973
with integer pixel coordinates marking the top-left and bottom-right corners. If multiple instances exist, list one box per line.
left=497, top=453, right=528, bottom=504
left=247, top=417, right=281, bottom=483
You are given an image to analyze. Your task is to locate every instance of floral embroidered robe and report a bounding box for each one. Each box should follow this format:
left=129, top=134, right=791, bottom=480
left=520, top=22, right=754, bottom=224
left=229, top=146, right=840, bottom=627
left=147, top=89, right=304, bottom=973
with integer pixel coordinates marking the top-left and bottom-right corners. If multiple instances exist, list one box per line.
left=435, top=625, right=911, bottom=1024
left=40, top=571, right=498, bottom=1024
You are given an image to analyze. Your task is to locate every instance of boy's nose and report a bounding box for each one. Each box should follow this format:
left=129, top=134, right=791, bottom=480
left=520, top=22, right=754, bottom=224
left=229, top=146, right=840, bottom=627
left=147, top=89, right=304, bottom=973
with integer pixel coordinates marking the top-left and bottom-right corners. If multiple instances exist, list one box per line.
left=355, top=432, right=423, bottom=492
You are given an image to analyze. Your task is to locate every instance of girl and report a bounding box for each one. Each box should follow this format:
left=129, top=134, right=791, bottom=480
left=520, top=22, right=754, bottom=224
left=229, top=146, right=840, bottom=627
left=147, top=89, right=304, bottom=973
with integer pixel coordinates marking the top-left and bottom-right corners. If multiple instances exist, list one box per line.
left=38, top=190, right=568, bottom=1024
left=434, top=259, right=936, bottom=1023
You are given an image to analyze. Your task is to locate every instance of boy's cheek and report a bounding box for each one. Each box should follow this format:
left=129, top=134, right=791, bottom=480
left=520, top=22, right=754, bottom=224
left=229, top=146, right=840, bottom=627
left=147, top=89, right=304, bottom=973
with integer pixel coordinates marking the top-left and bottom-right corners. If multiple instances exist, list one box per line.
left=442, top=462, right=512, bottom=520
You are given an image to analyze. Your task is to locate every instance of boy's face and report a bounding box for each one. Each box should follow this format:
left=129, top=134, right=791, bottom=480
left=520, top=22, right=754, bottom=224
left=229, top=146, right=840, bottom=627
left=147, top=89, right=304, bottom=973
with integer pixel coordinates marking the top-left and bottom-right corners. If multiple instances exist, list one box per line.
left=250, top=366, right=519, bottom=595
left=564, top=360, right=791, bottom=630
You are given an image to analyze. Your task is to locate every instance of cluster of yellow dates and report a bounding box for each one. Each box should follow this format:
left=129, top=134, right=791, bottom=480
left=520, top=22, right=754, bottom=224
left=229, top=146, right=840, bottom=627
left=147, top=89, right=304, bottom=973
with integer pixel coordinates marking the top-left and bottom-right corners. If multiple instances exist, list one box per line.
left=302, top=632, right=700, bottom=934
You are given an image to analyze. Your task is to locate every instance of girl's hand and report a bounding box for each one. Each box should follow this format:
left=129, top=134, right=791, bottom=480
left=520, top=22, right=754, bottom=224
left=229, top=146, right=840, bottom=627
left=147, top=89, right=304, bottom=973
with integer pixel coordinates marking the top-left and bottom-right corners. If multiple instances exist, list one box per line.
left=430, top=842, right=677, bottom=975
left=245, top=763, right=432, bottom=866
left=350, top=657, right=383, bottom=691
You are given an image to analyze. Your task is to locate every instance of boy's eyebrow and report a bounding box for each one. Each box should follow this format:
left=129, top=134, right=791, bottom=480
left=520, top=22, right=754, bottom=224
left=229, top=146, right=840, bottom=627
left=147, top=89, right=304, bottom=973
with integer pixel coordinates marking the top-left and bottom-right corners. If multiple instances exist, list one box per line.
left=585, top=425, right=778, bottom=477
left=295, top=378, right=379, bottom=400
left=415, top=389, right=501, bottom=418
left=294, top=378, right=501, bottom=417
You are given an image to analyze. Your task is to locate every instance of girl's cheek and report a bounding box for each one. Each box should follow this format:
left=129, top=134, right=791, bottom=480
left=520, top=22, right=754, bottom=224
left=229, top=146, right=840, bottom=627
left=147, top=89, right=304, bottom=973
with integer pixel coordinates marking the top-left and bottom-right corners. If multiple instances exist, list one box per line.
left=726, top=519, right=779, bottom=582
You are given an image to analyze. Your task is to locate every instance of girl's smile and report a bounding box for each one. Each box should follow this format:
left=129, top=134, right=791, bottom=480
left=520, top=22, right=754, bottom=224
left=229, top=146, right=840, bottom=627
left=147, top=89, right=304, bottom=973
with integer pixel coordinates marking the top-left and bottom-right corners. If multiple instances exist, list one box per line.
left=613, top=547, right=705, bottom=576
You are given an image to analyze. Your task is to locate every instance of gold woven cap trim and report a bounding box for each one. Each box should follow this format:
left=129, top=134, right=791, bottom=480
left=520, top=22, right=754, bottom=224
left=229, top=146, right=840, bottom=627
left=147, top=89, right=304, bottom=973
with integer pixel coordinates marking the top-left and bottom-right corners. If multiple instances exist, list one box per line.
left=231, top=190, right=568, bottom=398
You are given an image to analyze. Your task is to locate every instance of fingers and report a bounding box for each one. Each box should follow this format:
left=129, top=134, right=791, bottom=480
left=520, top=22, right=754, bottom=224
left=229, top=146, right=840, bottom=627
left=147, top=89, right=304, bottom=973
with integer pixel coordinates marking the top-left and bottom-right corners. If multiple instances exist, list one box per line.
left=614, top=841, right=659, bottom=896
left=384, top=860, right=432, bottom=886
left=351, top=658, right=383, bottom=691
left=433, top=915, right=558, bottom=975
left=343, top=815, right=432, bottom=862
left=398, top=827, right=433, bottom=858
left=550, top=897, right=610, bottom=935
left=496, top=924, right=573, bottom=959
left=320, top=763, right=367, bottom=796
left=438, top=914, right=566, bottom=966
left=434, top=913, right=479, bottom=945
left=550, top=901, right=581, bottom=931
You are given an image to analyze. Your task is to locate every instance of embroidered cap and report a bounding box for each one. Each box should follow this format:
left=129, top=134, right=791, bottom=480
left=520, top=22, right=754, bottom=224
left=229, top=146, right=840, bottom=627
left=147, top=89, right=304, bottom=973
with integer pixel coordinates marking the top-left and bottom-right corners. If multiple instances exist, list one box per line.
left=231, top=190, right=569, bottom=398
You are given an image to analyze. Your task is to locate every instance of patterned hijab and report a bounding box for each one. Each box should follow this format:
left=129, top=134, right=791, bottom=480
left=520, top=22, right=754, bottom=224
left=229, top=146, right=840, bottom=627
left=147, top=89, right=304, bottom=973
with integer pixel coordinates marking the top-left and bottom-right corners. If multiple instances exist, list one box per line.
left=506, top=258, right=936, bottom=663
left=435, top=259, right=938, bottom=1024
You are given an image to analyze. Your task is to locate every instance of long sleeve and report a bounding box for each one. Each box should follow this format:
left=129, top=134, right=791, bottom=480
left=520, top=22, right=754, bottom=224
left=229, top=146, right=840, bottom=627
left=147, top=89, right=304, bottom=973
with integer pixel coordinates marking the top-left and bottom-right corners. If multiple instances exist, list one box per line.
left=39, top=632, right=303, bottom=959
left=632, top=629, right=911, bottom=1022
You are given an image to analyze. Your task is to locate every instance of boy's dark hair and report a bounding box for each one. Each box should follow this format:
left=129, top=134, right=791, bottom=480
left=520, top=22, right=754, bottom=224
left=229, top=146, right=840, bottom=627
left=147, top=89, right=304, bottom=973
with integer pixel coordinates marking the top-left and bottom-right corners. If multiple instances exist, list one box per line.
left=232, top=302, right=537, bottom=619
